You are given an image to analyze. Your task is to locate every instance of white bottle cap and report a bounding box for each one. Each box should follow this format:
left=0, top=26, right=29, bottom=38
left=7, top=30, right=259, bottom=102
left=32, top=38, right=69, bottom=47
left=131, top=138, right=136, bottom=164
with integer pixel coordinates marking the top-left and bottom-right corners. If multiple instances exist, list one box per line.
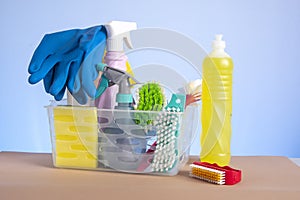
left=212, top=34, right=226, bottom=49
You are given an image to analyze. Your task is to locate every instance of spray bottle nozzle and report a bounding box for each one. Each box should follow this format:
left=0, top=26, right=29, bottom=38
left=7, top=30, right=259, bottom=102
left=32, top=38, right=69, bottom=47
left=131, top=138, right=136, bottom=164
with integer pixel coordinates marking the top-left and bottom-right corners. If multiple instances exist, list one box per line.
left=105, top=21, right=137, bottom=51
left=95, top=63, right=140, bottom=102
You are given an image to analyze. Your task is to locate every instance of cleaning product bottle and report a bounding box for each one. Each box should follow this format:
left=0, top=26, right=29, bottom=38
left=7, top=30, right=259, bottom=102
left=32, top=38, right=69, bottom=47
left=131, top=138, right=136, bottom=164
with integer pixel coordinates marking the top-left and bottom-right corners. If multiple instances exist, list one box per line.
left=200, top=34, right=234, bottom=166
left=95, top=21, right=137, bottom=109
left=95, top=63, right=140, bottom=110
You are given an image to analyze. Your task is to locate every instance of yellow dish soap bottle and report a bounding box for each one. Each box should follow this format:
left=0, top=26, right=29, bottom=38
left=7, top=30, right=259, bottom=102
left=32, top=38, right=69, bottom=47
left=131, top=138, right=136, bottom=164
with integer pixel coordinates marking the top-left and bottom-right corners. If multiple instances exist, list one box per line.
left=200, top=34, right=233, bottom=166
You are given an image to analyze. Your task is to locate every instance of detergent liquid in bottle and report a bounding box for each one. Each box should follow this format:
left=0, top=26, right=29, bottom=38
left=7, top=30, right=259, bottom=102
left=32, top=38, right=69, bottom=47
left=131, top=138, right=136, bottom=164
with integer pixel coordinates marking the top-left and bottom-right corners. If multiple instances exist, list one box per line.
left=95, top=21, right=137, bottom=109
left=200, top=34, right=234, bottom=166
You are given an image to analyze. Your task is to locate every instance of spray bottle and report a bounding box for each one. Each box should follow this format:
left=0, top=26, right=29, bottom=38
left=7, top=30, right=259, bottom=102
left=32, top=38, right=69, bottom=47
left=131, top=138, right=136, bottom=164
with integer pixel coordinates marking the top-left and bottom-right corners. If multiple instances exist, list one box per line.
left=95, top=63, right=140, bottom=109
left=95, top=21, right=137, bottom=109
left=95, top=63, right=145, bottom=171
left=200, top=35, right=234, bottom=166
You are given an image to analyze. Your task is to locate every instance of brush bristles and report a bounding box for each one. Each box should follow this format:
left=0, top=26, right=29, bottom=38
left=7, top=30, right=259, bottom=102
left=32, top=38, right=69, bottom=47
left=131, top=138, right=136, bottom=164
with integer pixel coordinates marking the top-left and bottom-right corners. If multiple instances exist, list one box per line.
left=190, top=164, right=225, bottom=185
left=151, top=107, right=179, bottom=172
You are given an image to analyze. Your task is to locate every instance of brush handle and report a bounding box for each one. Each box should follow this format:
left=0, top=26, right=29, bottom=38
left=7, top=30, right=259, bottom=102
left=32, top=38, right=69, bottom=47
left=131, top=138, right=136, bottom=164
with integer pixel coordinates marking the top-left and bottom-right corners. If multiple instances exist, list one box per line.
left=193, top=161, right=241, bottom=185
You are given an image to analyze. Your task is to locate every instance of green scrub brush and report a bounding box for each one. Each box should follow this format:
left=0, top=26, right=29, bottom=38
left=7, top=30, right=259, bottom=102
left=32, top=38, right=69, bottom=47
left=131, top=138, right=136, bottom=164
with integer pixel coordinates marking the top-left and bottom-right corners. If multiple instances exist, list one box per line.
left=134, top=82, right=165, bottom=126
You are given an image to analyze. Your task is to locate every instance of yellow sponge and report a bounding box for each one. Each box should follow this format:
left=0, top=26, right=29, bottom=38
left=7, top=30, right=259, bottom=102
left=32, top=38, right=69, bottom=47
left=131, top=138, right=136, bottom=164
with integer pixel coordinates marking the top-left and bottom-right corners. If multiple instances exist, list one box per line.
left=53, top=106, right=98, bottom=168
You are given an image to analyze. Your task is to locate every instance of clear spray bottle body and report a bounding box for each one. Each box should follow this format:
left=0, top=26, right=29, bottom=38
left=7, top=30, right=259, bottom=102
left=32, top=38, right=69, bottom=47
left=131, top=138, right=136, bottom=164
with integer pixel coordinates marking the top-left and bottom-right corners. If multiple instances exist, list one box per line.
left=200, top=35, right=233, bottom=166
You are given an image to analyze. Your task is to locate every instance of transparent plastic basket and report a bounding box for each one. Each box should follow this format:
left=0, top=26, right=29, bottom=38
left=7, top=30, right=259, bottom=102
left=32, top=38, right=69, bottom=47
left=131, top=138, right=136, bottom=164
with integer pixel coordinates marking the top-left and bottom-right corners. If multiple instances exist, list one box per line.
left=46, top=100, right=200, bottom=176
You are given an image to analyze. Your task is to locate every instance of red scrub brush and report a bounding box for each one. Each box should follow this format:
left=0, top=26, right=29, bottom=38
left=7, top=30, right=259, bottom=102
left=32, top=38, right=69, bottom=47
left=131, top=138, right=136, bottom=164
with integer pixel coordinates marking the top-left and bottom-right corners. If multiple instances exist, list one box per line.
left=189, top=161, right=242, bottom=185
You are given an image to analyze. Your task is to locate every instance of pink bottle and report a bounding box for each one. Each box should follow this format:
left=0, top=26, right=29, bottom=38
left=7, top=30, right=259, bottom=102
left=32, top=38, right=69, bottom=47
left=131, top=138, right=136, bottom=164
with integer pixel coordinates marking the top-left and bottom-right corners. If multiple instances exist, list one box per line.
left=95, top=21, right=137, bottom=109
left=95, top=52, right=127, bottom=108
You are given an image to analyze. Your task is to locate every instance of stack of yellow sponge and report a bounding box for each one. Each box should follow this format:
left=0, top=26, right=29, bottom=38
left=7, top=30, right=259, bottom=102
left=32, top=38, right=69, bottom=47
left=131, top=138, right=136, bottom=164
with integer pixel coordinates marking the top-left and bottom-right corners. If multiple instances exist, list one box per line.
left=53, top=106, right=98, bottom=168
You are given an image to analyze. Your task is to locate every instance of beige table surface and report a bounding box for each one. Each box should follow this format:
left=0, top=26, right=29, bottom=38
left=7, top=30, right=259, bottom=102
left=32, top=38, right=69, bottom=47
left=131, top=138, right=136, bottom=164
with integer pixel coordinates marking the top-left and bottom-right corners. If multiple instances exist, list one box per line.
left=0, top=152, right=299, bottom=200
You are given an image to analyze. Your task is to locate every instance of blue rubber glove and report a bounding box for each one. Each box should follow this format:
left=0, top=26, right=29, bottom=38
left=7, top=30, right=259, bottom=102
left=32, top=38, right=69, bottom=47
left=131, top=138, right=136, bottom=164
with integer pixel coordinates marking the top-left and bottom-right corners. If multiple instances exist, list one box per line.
left=28, top=29, right=83, bottom=83
left=80, top=37, right=107, bottom=98
left=28, top=29, right=80, bottom=75
left=70, top=26, right=107, bottom=103
left=28, top=25, right=107, bottom=103
left=67, top=26, right=107, bottom=95
left=31, top=48, right=83, bottom=96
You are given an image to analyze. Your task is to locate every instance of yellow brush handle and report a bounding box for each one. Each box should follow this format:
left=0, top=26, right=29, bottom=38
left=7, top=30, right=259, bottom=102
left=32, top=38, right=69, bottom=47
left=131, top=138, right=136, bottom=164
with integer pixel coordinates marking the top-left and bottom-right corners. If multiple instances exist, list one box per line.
left=126, top=60, right=136, bottom=85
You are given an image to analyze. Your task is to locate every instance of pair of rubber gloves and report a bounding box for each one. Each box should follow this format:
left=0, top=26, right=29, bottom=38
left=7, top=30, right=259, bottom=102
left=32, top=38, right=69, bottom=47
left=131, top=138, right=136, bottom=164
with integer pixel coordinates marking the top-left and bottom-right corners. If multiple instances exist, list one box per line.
left=28, top=25, right=107, bottom=104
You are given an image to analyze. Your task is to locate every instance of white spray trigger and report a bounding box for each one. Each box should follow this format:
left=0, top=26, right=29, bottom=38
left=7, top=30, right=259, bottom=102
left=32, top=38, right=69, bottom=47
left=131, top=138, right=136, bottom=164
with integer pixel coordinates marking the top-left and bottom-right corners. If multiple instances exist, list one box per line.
left=105, top=21, right=137, bottom=51
left=123, top=33, right=133, bottom=49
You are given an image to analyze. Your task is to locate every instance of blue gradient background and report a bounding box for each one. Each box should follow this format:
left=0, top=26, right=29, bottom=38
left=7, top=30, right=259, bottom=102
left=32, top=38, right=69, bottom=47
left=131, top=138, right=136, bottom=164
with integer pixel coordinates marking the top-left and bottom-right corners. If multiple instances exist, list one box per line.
left=0, top=0, right=299, bottom=157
